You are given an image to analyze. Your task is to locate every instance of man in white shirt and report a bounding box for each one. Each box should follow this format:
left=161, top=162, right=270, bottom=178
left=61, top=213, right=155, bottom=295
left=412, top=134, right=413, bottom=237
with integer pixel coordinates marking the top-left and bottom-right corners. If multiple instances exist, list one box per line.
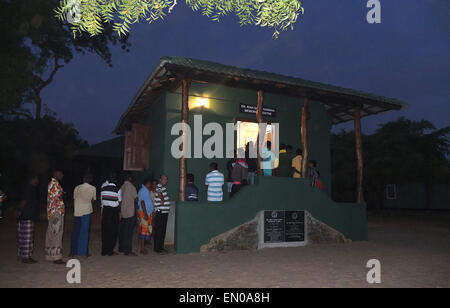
left=70, top=174, right=96, bottom=257
left=205, top=162, right=225, bottom=201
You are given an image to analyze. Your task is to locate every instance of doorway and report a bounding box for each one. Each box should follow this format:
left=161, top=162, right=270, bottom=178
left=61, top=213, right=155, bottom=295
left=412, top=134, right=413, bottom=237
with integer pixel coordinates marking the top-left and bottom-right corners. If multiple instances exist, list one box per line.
left=236, top=120, right=277, bottom=156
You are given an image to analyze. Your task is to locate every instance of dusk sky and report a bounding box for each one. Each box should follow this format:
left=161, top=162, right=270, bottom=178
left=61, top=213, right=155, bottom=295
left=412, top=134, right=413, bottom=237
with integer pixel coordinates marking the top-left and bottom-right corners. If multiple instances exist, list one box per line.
left=41, top=0, right=449, bottom=145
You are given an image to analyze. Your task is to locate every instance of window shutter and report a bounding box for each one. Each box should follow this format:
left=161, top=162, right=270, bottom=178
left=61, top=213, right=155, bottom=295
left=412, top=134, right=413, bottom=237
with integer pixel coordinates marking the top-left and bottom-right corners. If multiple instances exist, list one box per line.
left=123, top=123, right=151, bottom=171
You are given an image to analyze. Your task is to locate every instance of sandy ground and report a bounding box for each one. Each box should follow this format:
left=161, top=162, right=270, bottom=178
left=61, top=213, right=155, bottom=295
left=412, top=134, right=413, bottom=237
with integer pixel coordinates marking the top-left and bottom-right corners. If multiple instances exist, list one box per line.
left=0, top=209, right=449, bottom=288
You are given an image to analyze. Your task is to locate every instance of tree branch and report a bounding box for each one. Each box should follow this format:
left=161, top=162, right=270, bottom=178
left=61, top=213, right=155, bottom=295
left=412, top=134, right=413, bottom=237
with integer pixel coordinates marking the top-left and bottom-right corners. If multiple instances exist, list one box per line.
left=35, top=57, right=64, bottom=94
left=168, top=0, right=177, bottom=13
left=32, top=56, right=64, bottom=119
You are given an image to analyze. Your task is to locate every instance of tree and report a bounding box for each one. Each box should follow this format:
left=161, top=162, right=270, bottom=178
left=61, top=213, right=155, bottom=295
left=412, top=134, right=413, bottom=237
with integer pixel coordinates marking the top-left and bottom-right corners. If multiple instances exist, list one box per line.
left=0, top=0, right=130, bottom=119
left=0, top=114, right=88, bottom=203
left=331, top=117, right=449, bottom=210
left=55, top=0, right=304, bottom=39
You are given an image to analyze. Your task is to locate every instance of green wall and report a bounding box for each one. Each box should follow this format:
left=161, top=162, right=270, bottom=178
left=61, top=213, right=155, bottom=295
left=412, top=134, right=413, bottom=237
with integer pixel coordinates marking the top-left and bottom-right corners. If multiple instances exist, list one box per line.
left=175, top=176, right=367, bottom=254
left=163, top=82, right=333, bottom=201
left=130, top=82, right=366, bottom=254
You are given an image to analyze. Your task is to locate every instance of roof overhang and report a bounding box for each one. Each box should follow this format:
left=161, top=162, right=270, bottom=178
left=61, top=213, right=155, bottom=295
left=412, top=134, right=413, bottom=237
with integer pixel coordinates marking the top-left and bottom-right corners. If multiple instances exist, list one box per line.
left=115, top=56, right=407, bottom=134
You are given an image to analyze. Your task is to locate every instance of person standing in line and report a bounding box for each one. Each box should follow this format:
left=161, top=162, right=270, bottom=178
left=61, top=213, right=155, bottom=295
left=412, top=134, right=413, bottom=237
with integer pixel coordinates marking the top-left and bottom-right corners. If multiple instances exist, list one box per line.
left=205, top=163, right=225, bottom=202
left=100, top=174, right=121, bottom=256
left=149, top=179, right=158, bottom=204
left=291, top=148, right=303, bottom=178
left=278, top=144, right=293, bottom=177
left=245, top=142, right=257, bottom=185
left=118, top=173, right=138, bottom=256
left=45, top=169, right=66, bottom=265
left=226, top=154, right=235, bottom=194
left=153, top=174, right=171, bottom=254
left=0, top=189, right=5, bottom=220
left=230, top=148, right=248, bottom=198
left=0, top=172, right=5, bottom=220
left=137, top=178, right=153, bottom=255
left=70, top=173, right=96, bottom=257
left=186, top=173, right=199, bottom=201
left=261, top=141, right=275, bottom=176
left=307, top=160, right=320, bottom=188
left=17, top=175, right=39, bottom=264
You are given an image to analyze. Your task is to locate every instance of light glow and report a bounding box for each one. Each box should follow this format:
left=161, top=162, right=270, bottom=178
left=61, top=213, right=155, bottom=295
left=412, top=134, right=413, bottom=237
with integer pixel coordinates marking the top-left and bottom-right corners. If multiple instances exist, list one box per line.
left=190, top=97, right=210, bottom=109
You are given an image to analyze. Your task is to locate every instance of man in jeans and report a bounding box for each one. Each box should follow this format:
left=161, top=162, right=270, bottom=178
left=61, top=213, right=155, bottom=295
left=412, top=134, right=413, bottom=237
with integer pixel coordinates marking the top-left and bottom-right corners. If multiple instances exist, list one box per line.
left=118, top=173, right=138, bottom=256
left=153, top=174, right=170, bottom=254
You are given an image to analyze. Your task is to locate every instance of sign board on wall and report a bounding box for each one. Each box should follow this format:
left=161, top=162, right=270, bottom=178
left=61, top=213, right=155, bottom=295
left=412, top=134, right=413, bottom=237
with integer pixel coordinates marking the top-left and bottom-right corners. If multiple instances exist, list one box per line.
left=239, top=104, right=277, bottom=118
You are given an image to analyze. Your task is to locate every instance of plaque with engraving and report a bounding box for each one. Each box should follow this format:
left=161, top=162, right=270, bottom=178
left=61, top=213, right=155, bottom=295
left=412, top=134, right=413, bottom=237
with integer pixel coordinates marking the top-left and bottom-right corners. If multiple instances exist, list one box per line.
left=285, top=210, right=305, bottom=242
left=263, top=210, right=305, bottom=243
left=263, top=210, right=285, bottom=243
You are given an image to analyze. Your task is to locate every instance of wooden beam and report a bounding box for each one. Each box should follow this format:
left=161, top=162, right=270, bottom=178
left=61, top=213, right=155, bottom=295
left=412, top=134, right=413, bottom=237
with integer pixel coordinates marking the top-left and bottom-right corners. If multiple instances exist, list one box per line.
left=256, top=91, right=264, bottom=175
left=354, top=104, right=364, bottom=204
left=301, top=98, right=309, bottom=178
left=179, top=79, right=191, bottom=201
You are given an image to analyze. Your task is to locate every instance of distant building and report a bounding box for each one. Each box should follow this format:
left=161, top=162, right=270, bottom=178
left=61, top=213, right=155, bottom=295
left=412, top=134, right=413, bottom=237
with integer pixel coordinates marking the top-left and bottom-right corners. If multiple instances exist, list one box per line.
left=75, top=136, right=124, bottom=188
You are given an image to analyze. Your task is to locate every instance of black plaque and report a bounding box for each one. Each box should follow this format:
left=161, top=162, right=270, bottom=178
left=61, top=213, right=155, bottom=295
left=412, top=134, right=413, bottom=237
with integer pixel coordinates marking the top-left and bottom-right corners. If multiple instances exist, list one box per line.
left=285, top=211, right=305, bottom=242
left=264, top=210, right=285, bottom=243
left=263, top=210, right=305, bottom=243
left=239, top=104, right=277, bottom=118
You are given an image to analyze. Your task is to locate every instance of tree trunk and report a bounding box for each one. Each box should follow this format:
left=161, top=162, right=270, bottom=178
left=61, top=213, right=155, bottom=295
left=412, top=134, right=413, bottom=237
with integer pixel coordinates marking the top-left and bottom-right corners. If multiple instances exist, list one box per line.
left=354, top=105, right=364, bottom=204
left=256, top=91, right=264, bottom=175
left=301, top=98, right=309, bottom=178
left=35, top=96, right=42, bottom=120
left=33, top=57, right=63, bottom=120
left=425, top=182, right=433, bottom=210
left=179, top=79, right=190, bottom=201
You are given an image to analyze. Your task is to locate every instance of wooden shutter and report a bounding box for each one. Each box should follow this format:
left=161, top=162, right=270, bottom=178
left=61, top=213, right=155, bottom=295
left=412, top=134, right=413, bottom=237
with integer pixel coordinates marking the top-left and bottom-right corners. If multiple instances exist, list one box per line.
left=123, top=123, right=151, bottom=171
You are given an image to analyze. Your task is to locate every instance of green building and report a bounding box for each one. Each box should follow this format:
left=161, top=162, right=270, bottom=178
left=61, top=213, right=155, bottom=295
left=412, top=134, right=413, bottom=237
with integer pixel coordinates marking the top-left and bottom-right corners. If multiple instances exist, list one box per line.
left=115, top=56, right=406, bottom=253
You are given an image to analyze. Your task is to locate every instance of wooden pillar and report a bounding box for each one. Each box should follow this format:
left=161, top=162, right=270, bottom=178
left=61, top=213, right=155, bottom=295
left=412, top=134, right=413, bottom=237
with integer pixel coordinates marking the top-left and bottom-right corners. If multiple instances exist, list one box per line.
left=301, top=98, right=309, bottom=178
left=354, top=104, right=364, bottom=204
left=256, top=91, right=264, bottom=175
left=179, top=79, right=190, bottom=201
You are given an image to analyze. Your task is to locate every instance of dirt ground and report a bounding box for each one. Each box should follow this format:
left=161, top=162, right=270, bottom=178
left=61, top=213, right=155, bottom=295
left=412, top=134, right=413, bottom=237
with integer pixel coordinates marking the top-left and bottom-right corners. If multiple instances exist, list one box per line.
left=0, top=209, right=449, bottom=288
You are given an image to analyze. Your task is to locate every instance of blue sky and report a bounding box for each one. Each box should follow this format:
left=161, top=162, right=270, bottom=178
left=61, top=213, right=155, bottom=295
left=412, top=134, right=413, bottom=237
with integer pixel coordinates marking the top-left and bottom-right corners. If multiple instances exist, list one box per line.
left=40, top=0, right=450, bottom=144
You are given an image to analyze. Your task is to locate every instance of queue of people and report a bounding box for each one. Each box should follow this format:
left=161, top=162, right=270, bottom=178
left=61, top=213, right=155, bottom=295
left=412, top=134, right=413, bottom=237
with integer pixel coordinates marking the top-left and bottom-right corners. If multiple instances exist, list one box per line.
left=11, top=142, right=322, bottom=264
left=12, top=170, right=173, bottom=264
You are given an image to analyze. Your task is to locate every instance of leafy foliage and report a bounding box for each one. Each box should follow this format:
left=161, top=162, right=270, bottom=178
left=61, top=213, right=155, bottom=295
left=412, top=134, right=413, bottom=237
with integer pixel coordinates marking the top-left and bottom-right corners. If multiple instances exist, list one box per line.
left=0, top=0, right=130, bottom=118
left=0, top=115, right=88, bottom=201
left=55, top=0, right=304, bottom=38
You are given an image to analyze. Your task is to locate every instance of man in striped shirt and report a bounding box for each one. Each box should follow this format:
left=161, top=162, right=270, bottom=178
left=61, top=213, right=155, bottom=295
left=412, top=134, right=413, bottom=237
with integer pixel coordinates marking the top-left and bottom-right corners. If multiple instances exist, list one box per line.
left=205, top=162, right=225, bottom=202
left=153, top=174, right=170, bottom=253
left=100, top=174, right=122, bottom=256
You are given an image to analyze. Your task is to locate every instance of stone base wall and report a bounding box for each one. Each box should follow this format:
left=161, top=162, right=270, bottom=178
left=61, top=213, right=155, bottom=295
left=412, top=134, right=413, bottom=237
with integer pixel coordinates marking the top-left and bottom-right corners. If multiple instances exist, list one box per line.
left=200, top=211, right=350, bottom=252
left=306, top=214, right=351, bottom=244
left=200, top=219, right=259, bottom=252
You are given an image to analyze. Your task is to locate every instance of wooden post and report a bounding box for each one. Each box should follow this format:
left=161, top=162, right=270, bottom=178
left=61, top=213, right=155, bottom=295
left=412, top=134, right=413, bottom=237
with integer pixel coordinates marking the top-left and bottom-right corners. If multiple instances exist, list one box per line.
left=354, top=104, right=364, bottom=204
left=179, top=79, right=190, bottom=201
left=256, top=91, right=264, bottom=175
left=301, top=98, right=309, bottom=178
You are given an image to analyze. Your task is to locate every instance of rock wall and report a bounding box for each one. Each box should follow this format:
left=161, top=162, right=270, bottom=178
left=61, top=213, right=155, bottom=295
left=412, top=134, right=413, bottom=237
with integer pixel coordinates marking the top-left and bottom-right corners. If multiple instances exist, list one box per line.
left=200, top=218, right=259, bottom=252
left=200, top=211, right=350, bottom=252
left=306, top=214, right=352, bottom=244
